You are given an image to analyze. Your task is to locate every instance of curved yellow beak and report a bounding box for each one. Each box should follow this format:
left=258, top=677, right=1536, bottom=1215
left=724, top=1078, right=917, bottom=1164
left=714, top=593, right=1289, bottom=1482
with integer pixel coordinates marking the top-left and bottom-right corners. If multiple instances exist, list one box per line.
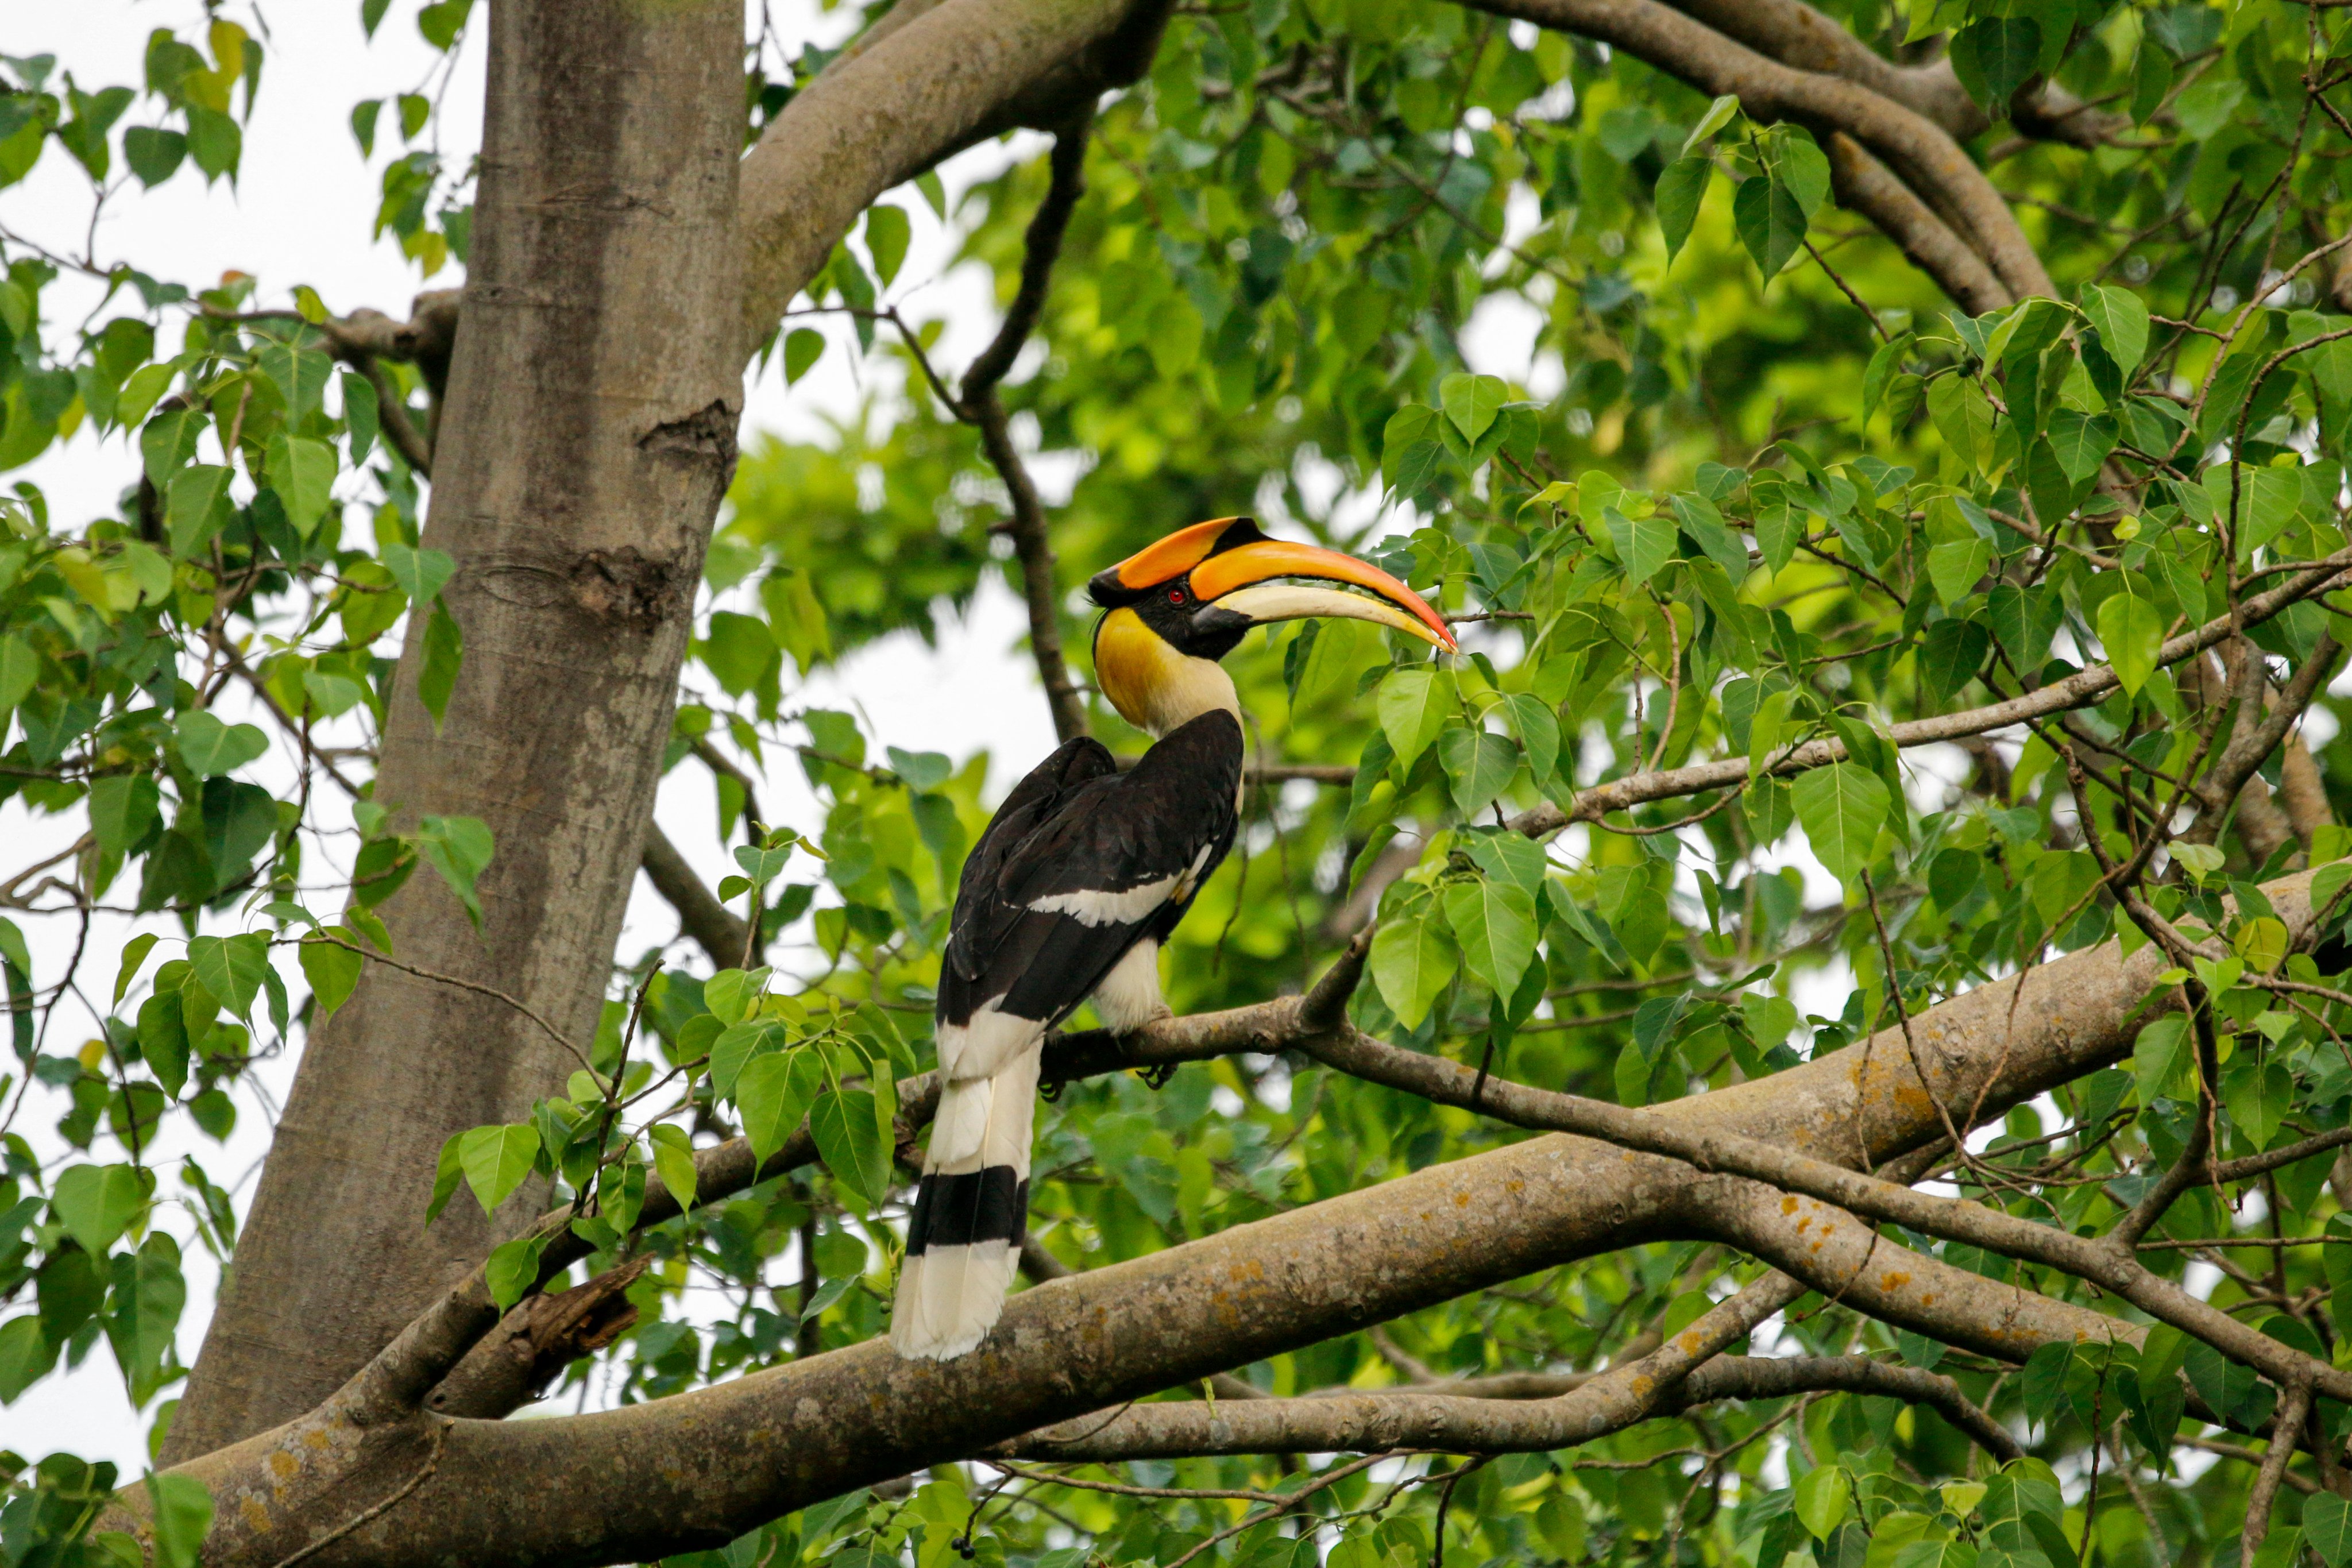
left=1191, top=539, right=1457, bottom=651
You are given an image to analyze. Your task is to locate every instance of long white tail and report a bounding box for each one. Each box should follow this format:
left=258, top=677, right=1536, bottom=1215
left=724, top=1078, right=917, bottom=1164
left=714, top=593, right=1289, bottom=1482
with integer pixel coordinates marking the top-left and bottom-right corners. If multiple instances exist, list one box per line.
left=890, top=1041, right=1041, bottom=1360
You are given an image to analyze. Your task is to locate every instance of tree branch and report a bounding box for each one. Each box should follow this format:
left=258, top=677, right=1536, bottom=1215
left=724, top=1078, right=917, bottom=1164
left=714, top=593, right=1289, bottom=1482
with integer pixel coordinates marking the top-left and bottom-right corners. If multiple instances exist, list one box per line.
left=1512, top=544, right=2352, bottom=837
left=997, top=1271, right=1806, bottom=1458
left=1825, top=132, right=2011, bottom=313
left=1662, top=0, right=2116, bottom=148
left=958, top=118, right=1094, bottom=744
left=1005, top=1349, right=2020, bottom=1463
left=638, top=822, right=752, bottom=970
left=1462, top=0, right=2055, bottom=302
left=736, top=0, right=1171, bottom=357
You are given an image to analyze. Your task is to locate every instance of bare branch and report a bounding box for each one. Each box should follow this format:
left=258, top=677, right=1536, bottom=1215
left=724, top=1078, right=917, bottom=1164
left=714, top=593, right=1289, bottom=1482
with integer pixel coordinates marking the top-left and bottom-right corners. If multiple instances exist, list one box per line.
left=959, top=118, right=1094, bottom=744
left=1000, top=1272, right=1807, bottom=1459
left=638, top=823, right=752, bottom=971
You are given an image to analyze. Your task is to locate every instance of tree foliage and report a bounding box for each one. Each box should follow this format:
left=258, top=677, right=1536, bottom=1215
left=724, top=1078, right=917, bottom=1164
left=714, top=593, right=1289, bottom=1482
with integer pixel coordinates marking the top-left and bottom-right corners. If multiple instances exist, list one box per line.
left=12, top=0, right=2352, bottom=1563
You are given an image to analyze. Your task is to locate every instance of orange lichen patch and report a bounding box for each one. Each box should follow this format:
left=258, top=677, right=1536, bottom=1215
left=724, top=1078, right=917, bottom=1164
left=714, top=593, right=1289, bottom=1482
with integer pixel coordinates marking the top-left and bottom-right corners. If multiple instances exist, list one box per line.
left=241, top=1498, right=273, bottom=1532
left=1455, top=1190, right=1472, bottom=1207
left=1879, top=1272, right=1911, bottom=1292
left=1506, top=1179, right=1525, bottom=1194
left=302, top=1427, right=333, bottom=1449
left=268, top=1451, right=299, bottom=1480
left=1227, top=1260, right=1265, bottom=1282
left=1782, top=1196, right=1799, bottom=1214
left=1678, top=1331, right=1702, bottom=1354
left=1795, top=1217, right=1812, bottom=1233
left=1920, top=1293, right=1936, bottom=1306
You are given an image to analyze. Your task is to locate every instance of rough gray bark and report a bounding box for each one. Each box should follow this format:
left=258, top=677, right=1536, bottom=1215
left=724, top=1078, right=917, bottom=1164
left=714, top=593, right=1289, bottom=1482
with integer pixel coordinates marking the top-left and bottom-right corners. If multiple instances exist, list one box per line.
left=164, top=0, right=747, bottom=1462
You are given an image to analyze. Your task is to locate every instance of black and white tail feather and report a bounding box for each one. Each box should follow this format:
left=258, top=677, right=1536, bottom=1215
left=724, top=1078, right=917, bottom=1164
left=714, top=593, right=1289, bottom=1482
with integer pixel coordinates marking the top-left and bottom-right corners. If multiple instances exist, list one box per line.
left=890, top=716, right=1240, bottom=1360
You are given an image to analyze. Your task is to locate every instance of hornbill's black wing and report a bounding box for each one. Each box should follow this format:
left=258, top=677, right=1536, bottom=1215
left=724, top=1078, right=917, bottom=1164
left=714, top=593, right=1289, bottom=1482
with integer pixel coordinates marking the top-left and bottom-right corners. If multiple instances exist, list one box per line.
left=934, top=710, right=1242, bottom=1046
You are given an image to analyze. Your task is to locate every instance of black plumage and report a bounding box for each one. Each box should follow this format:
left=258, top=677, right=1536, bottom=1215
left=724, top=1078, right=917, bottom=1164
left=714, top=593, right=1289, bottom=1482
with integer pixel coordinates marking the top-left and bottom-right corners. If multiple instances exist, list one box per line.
left=939, top=711, right=1242, bottom=1036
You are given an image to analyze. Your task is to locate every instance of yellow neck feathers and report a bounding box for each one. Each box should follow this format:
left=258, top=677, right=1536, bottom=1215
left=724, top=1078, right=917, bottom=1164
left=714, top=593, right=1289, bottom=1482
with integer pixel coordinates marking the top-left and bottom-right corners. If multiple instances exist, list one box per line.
left=1092, top=608, right=1241, bottom=739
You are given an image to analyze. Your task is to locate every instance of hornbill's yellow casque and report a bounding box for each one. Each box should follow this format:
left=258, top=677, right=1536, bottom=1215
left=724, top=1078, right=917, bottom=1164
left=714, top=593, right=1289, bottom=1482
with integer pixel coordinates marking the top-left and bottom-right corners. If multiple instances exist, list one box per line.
left=891, top=516, right=1455, bottom=1360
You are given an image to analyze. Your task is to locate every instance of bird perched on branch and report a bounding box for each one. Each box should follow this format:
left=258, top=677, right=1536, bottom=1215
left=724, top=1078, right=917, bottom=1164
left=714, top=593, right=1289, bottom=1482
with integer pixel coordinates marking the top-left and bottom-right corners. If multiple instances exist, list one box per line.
left=890, top=516, right=1455, bottom=1360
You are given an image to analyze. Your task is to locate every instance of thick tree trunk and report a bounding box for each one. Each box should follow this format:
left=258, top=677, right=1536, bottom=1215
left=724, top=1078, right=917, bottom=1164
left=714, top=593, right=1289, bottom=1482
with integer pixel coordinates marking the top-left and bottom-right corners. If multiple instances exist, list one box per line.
left=164, top=0, right=744, bottom=1462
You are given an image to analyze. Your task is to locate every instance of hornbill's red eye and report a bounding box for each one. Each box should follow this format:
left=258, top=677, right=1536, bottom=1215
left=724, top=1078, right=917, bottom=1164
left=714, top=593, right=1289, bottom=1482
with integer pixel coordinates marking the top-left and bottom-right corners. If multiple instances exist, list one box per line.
left=1169, top=588, right=1185, bottom=603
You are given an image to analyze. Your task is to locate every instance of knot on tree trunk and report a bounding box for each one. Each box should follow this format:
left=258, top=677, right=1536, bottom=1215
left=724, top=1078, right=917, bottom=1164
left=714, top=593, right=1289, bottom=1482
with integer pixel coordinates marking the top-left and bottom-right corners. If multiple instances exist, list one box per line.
left=570, top=546, right=688, bottom=629
left=637, top=396, right=741, bottom=480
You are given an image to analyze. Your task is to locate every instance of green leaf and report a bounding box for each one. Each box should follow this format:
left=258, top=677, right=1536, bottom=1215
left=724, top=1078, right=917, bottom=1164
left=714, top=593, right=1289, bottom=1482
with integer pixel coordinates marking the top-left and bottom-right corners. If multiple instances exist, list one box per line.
left=1467, top=830, right=1548, bottom=894
left=1795, top=1465, right=1853, bottom=1540
left=1440, top=373, right=1508, bottom=445
left=142, top=405, right=204, bottom=490
left=113, top=933, right=160, bottom=1007
left=1732, top=175, right=1806, bottom=280
left=1437, top=725, right=1520, bottom=818
left=1791, top=762, right=1890, bottom=883
left=485, top=1234, right=547, bottom=1313
left=2133, top=1015, right=2189, bottom=1109
left=88, top=773, right=161, bottom=859
left=1952, top=16, right=2043, bottom=107
left=0, top=1316, right=57, bottom=1405
left=885, top=745, right=954, bottom=793
left=738, top=1047, right=824, bottom=1167
left=649, top=1123, right=698, bottom=1210
left=176, top=710, right=269, bottom=777
left=1681, top=94, right=1740, bottom=153
left=2096, top=578, right=2164, bottom=696
left=2045, top=409, right=2118, bottom=485
left=147, top=1472, right=214, bottom=1568
left=123, top=126, right=187, bottom=187
left=299, top=934, right=362, bottom=1021
left=1500, top=693, right=1560, bottom=783
left=416, top=814, right=495, bottom=926
left=2081, top=284, right=2150, bottom=374
left=419, top=600, right=462, bottom=728
left=2222, top=1053, right=2293, bottom=1146
left=1371, top=914, right=1458, bottom=1029
left=735, top=839, right=797, bottom=886
left=51, top=1163, right=147, bottom=1256
left=459, top=1122, right=541, bottom=1214
left=1655, top=156, right=1710, bottom=262
left=1442, top=878, right=1538, bottom=999
left=260, top=434, right=335, bottom=538
left=811, top=1088, right=890, bottom=1210
left=1925, top=537, right=1990, bottom=606
left=783, top=327, right=825, bottom=384
left=863, top=203, right=910, bottom=287
left=351, top=97, right=383, bottom=155
left=188, top=933, right=268, bottom=1020
left=426, top=1133, right=466, bottom=1225
left=0, top=634, right=34, bottom=728
left=1987, top=583, right=2062, bottom=671
left=1377, top=667, right=1452, bottom=770
left=382, top=541, right=455, bottom=605
left=2308, top=1493, right=2352, bottom=1568
left=338, top=369, right=379, bottom=463
left=165, top=463, right=233, bottom=557
left=1607, top=508, right=1677, bottom=586
left=1770, top=128, right=1829, bottom=219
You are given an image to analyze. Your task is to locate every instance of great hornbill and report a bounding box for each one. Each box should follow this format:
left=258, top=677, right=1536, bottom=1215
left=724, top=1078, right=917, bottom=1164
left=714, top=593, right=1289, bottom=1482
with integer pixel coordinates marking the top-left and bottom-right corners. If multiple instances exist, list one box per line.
left=890, top=516, right=1455, bottom=1360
